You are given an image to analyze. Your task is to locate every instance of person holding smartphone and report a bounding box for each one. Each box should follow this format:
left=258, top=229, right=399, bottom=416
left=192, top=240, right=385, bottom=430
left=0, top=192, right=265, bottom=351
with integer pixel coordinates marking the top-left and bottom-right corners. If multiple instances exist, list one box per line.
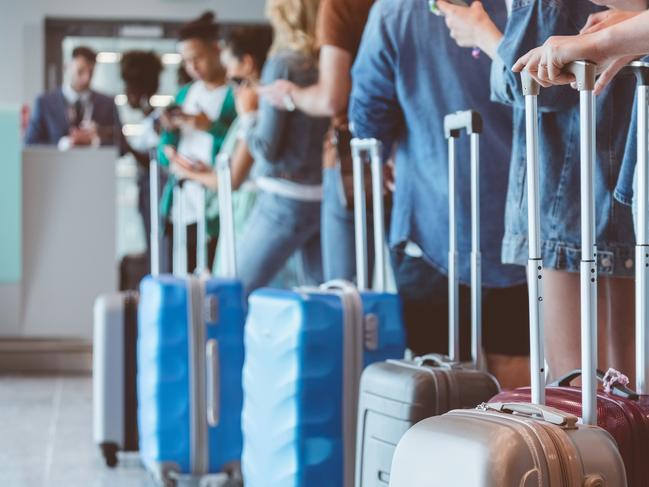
left=156, top=12, right=237, bottom=273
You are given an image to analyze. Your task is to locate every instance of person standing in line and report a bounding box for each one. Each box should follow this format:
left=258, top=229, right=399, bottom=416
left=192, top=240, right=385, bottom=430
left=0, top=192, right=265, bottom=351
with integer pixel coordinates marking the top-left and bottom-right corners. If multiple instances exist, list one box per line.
left=157, top=12, right=237, bottom=273
left=437, top=0, right=639, bottom=382
left=120, top=50, right=165, bottom=260
left=257, top=0, right=379, bottom=284
left=230, top=0, right=330, bottom=295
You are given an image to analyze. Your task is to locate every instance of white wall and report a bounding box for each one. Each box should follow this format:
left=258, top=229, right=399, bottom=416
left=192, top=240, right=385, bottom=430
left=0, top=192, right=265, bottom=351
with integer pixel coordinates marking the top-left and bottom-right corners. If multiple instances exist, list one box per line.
left=0, top=0, right=267, bottom=106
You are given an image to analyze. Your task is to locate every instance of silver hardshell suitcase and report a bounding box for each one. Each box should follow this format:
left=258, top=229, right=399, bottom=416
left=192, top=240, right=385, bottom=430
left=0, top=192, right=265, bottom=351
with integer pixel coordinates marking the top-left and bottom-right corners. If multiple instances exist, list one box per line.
left=93, top=156, right=161, bottom=466
left=388, top=63, right=628, bottom=486
left=352, top=114, right=499, bottom=487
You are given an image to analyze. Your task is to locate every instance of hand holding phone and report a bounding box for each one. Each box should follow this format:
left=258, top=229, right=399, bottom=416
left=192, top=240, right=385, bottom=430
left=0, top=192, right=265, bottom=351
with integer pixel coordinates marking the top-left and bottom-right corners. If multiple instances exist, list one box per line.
left=429, top=0, right=468, bottom=16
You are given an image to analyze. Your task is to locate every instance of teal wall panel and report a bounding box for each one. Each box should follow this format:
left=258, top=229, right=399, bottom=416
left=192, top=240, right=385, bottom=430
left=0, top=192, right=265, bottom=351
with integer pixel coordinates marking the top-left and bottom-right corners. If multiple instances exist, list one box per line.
left=0, top=106, right=21, bottom=283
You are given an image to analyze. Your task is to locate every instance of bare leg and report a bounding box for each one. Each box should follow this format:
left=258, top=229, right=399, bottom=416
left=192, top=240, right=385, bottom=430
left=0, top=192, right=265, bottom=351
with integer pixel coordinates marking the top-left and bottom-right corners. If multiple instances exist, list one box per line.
left=543, top=270, right=607, bottom=382
left=486, top=354, right=530, bottom=389
left=602, top=275, right=635, bottom=385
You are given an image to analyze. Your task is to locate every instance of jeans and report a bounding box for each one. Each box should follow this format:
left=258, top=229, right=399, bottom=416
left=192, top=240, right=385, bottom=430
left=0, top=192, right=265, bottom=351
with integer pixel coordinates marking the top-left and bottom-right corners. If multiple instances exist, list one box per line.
left=237, top=190, right=322, bottom=296
left=321, top=166, right=377, bottom=282
left=492, top=0, right=637, bottom=277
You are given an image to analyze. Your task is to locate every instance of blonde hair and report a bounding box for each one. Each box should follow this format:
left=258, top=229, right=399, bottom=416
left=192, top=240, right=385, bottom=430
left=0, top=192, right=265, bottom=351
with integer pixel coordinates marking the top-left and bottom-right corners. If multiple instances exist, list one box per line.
left=266, top=0, right=320, bottom=57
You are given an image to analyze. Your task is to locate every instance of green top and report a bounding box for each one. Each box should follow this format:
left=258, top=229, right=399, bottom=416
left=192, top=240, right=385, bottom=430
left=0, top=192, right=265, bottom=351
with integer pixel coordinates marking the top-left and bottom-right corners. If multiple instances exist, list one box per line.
left=158, top=83, right=237, bottom=237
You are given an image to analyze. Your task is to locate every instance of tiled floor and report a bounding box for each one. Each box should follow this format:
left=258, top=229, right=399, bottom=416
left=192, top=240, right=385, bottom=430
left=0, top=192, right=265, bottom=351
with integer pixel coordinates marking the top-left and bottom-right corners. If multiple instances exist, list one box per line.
left=0, top=374, right=154, bottom=487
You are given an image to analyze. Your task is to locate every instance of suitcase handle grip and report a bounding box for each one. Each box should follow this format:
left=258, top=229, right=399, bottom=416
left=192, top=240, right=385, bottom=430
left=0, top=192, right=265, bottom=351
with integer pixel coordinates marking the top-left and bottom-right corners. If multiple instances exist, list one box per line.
left=486, top=402, right=578, bottom=428
left=565, top=60, right=597, bottom=91
left=415, top=353, right=453, bottom=369
left=206, top=339, right=220, bottom=427
left=551, top=369, right=639, bottom=400
left=443, top=110, right=483, bottom=138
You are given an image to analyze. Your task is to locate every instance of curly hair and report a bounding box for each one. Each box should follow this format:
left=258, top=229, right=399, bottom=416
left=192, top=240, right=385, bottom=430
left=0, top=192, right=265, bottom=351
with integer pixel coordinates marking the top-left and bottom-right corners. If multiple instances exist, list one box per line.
left=120, top=50, right=163, bottom=96
left=266, top=0, right=320, bottom=58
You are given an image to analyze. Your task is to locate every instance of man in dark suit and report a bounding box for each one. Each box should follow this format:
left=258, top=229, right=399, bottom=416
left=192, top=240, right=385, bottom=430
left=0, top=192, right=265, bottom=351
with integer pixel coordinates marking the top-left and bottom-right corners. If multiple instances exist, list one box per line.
left=25, top=46, right=120, bottom=147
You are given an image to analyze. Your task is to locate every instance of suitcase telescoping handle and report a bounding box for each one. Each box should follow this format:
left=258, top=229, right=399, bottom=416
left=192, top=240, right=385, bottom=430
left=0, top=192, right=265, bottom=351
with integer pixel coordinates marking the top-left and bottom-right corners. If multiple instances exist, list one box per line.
left=172, top=181, right=188, bottom=277
left=620, top=62, right=649, bottom=395
left=521, top=71, right=545, bottom=406
left=350, top=138, right=388, bottom=292
left=215, top=153, right=237, bottom=279
left=149, top=150, right=161, bottom=277
left=522, top=61, right=599, bottom=425
left=172, top=180, right=209, bottom=276
left=443, top=110, right=483, bottom=368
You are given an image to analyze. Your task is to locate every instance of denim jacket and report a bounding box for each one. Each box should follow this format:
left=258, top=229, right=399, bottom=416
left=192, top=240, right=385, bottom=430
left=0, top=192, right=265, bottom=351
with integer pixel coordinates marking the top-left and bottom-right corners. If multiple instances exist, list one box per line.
left=349, top=0, right=525, bottom=287
left=246, top=50, right=330, bottom=185
left=615, top=56, right=649, bottom=207
left=491, top=0, right=636, bottom=276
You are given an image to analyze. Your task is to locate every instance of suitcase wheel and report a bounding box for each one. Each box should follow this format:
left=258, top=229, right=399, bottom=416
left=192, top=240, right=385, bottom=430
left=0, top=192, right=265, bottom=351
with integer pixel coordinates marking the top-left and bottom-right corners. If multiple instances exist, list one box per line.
left=100, top=442, right=118, bottom=468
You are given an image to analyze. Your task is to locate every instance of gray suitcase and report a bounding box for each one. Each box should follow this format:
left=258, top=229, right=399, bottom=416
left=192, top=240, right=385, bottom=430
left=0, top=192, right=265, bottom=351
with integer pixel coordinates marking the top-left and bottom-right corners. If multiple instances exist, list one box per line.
left=388, top=63, right=628, bottom=486
left=93, top=156, right=161, bottom=466
left=352, top=113, right=499, bottom=487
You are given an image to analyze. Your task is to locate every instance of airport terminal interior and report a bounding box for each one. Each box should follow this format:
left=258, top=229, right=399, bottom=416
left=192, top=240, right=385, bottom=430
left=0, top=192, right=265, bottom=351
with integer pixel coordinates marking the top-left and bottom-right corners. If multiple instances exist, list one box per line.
left=3, top=0, right=649, bottom=486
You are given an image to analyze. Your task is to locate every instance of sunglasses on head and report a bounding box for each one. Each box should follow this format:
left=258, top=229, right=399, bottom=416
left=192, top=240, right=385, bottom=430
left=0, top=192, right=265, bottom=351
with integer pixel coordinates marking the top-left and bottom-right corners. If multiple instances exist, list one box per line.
left=229, top=76, right=248, bottom=87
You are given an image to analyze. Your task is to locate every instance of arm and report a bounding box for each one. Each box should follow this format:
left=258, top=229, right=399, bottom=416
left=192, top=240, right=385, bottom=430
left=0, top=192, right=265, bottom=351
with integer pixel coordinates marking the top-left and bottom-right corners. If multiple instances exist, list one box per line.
left=171, top=138, right=254, bottom=192
left=24, top=96, right=48, bottom=145
left=230, top=140, right=255, bottom=191
left=245, top=57, right=290, bottom=163
left=348, top=1, right=403, bottom=151
left=437, top=1, right=503, bottom=60
left=513, top=10, right=648, bottom=93
left=257, top=45, right=353, bottom=117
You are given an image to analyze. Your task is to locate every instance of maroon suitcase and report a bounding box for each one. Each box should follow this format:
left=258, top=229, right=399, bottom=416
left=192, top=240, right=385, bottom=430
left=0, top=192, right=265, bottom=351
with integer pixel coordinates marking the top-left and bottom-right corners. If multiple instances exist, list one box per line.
left=491, top=373, right=649, bottom=486
left=492, top=61, right=649, bottom=487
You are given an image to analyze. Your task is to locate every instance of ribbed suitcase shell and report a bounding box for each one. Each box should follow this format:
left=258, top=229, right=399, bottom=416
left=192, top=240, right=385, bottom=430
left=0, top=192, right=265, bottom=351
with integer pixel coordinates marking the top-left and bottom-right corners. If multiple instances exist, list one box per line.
left=137, top=275, right=245, bottom=481
left=355, top=359, right=499, bottom=486
left=241, top=288, right=405, bottom=487
left=491, top=387, right=649, bottom=486
left=93, top=292, right=139, bottom=466
left=389, top=407, right=627, bottom=486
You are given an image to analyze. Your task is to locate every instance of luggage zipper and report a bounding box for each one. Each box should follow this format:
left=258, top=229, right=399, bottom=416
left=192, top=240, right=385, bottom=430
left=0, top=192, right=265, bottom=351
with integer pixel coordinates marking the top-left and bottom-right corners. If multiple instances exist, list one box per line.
left=187, top=276, right=209, bottom=475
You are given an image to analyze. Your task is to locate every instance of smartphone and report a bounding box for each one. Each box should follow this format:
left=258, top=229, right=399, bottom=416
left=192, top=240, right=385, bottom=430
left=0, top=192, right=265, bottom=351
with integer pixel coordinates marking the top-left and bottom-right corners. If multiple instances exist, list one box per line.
left=429, top=0, right=469, bottom=16
left=165, top=104, right=183, bottom=117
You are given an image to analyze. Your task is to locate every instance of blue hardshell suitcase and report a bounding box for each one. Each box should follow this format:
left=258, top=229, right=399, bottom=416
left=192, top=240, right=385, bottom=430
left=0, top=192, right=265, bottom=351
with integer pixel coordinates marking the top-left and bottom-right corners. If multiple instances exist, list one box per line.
left=137, top=155, right=245, bottom=486
left=241, top=139, right=406, bottom=487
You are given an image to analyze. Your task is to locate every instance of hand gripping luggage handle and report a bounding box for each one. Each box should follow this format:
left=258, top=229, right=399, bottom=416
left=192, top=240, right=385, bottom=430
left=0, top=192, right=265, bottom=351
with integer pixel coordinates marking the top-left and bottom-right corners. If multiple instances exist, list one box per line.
left=149, top=150, right=161, bottom=277
left=522, top=61, right=598, bottom=424
left=206, top=339, right=220, bottom=427
left=551, top=369, right=639, bottom=400
left=350, top=138, right=387, bottom=292
left=620, top=61, right=649, bottom=395
left=216, top=153, right=237, bottom=279
left=443, top=110, right=483, bottom=368
left=486, top=402, right=578, bottom=429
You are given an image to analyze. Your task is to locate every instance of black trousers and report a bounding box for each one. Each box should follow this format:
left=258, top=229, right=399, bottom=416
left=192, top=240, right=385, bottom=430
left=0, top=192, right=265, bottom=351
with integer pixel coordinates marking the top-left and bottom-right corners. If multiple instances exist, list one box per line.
left=162, top=222, right=217, bottom=274
left=392, top=250, right=530, bottom=359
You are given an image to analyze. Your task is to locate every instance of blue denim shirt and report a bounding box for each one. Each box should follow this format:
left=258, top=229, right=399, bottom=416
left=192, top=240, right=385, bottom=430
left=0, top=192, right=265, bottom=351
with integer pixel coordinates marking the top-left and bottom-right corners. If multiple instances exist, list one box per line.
left=491, top=0, right=636, bottom=276
left=246, top=50, right=330, bottom=185
left=349, top=0, right=525, bottom=288
left=614, top=56, right=649, bottom=207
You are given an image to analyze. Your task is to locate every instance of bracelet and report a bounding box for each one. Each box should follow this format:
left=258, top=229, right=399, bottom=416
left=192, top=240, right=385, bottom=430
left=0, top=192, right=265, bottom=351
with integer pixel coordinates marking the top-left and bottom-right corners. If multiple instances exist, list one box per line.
left=282, top=92, right=296, bottom=112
